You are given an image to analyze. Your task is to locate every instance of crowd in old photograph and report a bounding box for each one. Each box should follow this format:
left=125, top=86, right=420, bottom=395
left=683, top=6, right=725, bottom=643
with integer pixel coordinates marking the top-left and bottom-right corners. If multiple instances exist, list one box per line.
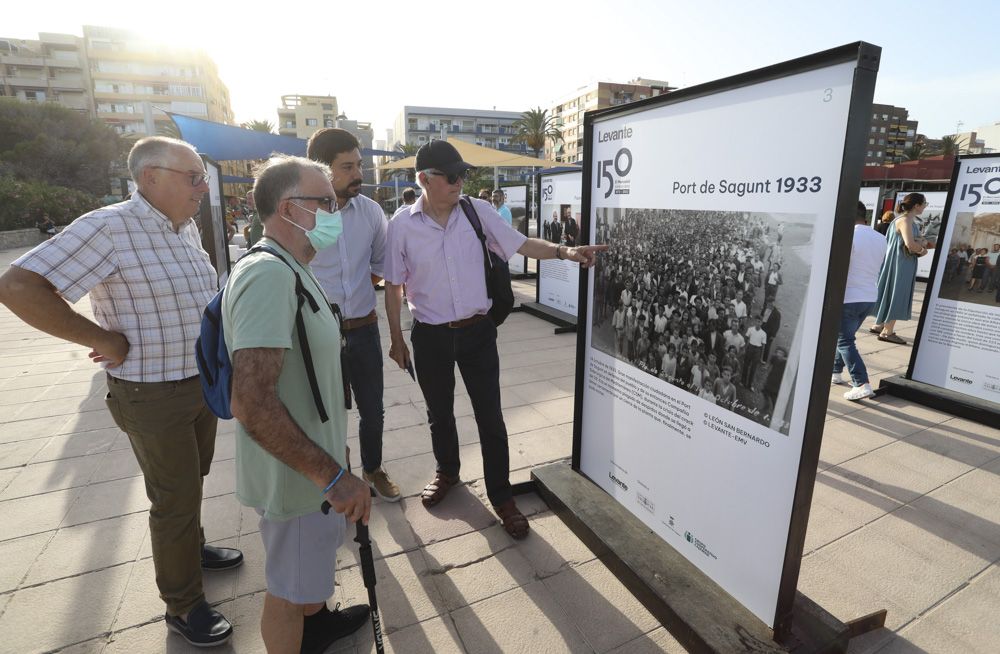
left=591, top=209, right=801, bottom=433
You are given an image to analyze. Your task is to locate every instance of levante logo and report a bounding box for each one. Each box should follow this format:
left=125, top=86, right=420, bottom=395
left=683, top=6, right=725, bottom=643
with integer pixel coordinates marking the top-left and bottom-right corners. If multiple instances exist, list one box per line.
left=949, top=373, right=973, bottom=385
left=596, top=126, right=634, bottom=199
left=608, top=471, right=629, bottom=491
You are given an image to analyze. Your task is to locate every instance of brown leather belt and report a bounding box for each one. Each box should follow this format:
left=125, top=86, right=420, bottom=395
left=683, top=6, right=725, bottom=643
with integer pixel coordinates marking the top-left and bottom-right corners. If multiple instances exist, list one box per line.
left=341, top=309, right=378, bottom=331
left=445, top=313, right=488, bottom=329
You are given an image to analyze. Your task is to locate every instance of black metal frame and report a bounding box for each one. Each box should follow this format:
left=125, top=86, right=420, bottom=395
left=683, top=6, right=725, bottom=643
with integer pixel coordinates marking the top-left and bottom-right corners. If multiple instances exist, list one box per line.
left=518, top=169, right=584, bottom=331
left=198, top=155, right=231, bottom=281
left=499, top=182, right=531, bottom=278
left=881, top=153, right=1000, bottom=426
left=570, top=42, right=881, bottom=637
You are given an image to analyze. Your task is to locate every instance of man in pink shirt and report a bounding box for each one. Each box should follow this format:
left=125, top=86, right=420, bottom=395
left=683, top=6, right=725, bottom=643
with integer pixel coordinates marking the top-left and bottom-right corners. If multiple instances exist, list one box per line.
left=384, top=141, right=604, bottom=539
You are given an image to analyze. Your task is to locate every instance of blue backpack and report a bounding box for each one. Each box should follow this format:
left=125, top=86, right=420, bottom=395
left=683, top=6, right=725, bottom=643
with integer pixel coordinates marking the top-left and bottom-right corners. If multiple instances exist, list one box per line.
left=195, top=245, right=332, bottom=422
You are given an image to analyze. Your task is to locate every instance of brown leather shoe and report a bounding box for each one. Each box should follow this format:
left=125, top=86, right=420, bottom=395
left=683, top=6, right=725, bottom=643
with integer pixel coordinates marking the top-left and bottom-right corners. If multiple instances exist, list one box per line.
left=494, top=499, right=530, bottom=540
left=421, top=472, right=460, bottom=508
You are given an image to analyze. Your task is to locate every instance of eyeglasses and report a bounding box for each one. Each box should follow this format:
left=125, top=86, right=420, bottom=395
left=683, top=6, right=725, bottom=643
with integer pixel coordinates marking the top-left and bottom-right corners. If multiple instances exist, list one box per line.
left=287, top=196, right=336, bottom=212
left=150, top=166, right=210, bottom=187
left=426, top=169, right=468, bottom=185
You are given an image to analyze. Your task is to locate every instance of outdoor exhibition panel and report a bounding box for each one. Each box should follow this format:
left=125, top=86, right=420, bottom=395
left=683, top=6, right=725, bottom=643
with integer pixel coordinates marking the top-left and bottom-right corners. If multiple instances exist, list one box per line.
left=574, top=43, right=878, bottom=631
left=501, top=184, right=529, bottom=275
left=199, top=156, right=230, bottom=285
left=859, top=186, right=880, bottom=226
left=894, top=190, right=947, bottom=280
left=908, top=154, right=1000, bottom=409
left=538, top=170, right=584, bottom=318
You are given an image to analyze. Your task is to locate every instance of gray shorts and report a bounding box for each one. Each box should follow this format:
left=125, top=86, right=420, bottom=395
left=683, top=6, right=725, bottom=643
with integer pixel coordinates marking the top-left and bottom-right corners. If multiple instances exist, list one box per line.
left=257, top=509, right=346, bottom=604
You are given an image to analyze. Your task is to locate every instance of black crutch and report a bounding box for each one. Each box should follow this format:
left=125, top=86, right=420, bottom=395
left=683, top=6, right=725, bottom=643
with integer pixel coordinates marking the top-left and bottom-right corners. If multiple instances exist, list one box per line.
left=321, top=498, right=385, bottom=654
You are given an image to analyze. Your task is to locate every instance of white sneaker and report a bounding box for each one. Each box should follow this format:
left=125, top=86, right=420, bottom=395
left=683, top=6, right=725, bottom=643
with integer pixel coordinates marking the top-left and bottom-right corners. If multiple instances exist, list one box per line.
left=831, top=372, right=846, bottom=385
left=843, top=383, right=874, bottom=402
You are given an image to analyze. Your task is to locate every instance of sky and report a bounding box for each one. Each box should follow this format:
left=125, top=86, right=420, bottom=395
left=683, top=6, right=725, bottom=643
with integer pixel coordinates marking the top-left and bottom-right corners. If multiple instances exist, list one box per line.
left=5, top=1, right=1000, bottom=143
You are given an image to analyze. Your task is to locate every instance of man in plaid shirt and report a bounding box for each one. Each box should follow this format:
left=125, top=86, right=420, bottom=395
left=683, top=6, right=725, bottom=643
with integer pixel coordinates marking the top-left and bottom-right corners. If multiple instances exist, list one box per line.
left=0, top=137, right=240, bottom=648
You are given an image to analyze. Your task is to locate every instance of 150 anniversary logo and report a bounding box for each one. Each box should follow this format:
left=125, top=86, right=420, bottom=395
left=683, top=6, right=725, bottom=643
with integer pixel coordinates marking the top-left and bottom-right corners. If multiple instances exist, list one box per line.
left=958, top=163, right=1000, bottom=206
left=596, top=126, right=633, bottom=198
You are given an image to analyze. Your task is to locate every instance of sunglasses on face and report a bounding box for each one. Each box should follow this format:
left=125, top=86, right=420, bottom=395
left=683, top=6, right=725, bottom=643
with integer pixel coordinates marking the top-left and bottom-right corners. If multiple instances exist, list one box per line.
left=426, top=170, right=468, bottom=185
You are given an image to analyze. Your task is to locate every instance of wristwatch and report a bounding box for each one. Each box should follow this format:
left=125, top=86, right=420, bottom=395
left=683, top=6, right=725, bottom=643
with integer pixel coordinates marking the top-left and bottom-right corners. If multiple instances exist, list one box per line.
left=556, top=245, right=564, bottom=260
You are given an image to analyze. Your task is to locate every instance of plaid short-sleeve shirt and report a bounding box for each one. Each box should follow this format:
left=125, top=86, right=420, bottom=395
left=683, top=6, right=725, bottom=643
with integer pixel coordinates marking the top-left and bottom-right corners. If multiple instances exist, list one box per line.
left=13, top=192, right=218, bottom=382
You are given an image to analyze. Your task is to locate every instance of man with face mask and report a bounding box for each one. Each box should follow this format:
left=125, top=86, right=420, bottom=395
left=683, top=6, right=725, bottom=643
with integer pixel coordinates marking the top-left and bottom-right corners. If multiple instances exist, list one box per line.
left=306, top=128, right=400, bottom=502
left=224, top=155, right=372, bottom=653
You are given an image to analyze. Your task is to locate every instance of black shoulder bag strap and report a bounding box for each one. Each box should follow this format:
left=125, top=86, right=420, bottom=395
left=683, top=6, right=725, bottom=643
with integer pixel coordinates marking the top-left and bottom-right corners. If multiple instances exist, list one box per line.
left=457, top=196, right=494, bottom=300
left=328, top=302, right=352, bottom=411
left=246, top=245, right=329, bottom=423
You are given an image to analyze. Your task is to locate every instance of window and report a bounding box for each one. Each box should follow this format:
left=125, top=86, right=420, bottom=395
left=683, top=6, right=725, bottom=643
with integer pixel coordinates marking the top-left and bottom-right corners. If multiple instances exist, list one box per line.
left=880, top=127, right=886, bottom=133
left=877, top=151, right=882, bottom=157
left=881, top=114, right=888, bottom=120
left=870, top=126, right=876, bottom=133
left=322, top=103, right=333, bottom=110
left=305, top=118, right=317, bottom=126
left=869, top=138, right=875, bottom=145
left=878, top=138, right=884, bottom=145
left=867, top=150, right=873, bottom=157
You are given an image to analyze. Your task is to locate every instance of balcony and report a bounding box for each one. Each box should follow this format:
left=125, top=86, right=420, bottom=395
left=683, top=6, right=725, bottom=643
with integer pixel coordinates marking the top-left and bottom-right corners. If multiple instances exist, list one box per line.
left=50, top=75, right=86, bottom=90
left=1, top=55, right=45, bottom=66
left=4, top=75, right=49, bottom=87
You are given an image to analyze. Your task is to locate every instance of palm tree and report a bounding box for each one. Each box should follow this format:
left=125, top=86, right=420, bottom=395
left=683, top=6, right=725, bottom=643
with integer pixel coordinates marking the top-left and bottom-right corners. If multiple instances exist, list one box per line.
left=936, top=135, right=965, bottom=157
left=241, top=120, right=275, bottom=134
left=156, top=119, right=181, bottom=139
left=902, top=142, right=928, bottom=161
left=511, top=107, right=563, bottom=159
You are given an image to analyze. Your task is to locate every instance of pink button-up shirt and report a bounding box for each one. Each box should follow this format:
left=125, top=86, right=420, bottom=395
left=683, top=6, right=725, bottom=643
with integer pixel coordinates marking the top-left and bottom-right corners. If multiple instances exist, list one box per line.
left=385, top=196, right=526, bottom=325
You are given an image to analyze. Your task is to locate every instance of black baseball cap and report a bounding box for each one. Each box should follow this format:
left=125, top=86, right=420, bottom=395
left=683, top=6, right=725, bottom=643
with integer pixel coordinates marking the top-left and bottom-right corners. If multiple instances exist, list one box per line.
left=415, top=140, right=475, bottom=176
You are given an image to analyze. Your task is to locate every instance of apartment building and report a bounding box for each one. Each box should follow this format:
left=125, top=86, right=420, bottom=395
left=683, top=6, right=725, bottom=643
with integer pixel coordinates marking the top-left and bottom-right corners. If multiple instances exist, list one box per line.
left=546, top=78, right=675, bottom=163
left=866, top=103, right=918, bottom=166
left=276, top=94, right=340, bottom=139
left=971, top=122, right=1000, bottom=153
left=0, top=32, right=93, bottom=114
left=1, top=26, right=233, bottom=137
left=393, top=106, right=535, bottom=181
left=85, top=25, right=232, bottom=136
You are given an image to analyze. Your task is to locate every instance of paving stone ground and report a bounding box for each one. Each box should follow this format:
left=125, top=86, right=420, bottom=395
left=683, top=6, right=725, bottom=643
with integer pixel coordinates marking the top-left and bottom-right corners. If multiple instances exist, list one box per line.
left=0, top=245, right=997, bottom=653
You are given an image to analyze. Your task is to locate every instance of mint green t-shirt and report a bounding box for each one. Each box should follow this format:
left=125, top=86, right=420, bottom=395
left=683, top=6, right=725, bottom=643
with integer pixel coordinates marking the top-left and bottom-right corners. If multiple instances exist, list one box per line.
left=222, top=238, right=346, bottom=520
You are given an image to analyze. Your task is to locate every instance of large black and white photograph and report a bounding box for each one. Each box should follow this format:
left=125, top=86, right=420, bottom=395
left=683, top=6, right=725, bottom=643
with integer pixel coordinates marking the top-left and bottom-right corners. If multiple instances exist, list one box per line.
left=590, top=207, right=816, bottom=435
left=937, top=211, right=1000, bottom=307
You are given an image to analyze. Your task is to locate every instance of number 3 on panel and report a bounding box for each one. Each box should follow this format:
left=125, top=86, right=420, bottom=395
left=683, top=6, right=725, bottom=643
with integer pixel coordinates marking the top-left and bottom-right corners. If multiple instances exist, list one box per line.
left=823, top=88, right=833, bottom=102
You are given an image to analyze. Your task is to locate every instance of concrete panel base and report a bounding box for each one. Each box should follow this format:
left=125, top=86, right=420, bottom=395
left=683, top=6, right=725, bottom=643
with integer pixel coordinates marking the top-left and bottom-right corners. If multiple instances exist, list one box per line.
left=878, top=374, right=1000, bottom=429
left=531, top=462, right=853, bottom=653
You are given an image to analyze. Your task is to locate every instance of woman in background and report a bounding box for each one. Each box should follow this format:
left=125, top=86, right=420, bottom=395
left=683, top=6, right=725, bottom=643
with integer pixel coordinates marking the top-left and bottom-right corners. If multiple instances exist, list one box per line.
left=874, top=209, right=895, bottom=236
left=870, top=193, right=933, bottom=344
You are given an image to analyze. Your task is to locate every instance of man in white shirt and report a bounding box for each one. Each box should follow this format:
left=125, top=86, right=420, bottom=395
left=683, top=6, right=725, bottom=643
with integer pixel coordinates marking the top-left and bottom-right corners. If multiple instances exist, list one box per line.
left=743, top=316, right=767, bottom=388
left=307, top=128, right=400, bottom=501
left=723, top=319, right=746, bottom=353
left=834, top=202, right=886, bottom=401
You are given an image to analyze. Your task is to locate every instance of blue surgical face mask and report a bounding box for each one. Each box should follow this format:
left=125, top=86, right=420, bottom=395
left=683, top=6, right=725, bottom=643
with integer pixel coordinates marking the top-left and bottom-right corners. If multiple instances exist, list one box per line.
left=284, top=203, right=344, bottom=250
